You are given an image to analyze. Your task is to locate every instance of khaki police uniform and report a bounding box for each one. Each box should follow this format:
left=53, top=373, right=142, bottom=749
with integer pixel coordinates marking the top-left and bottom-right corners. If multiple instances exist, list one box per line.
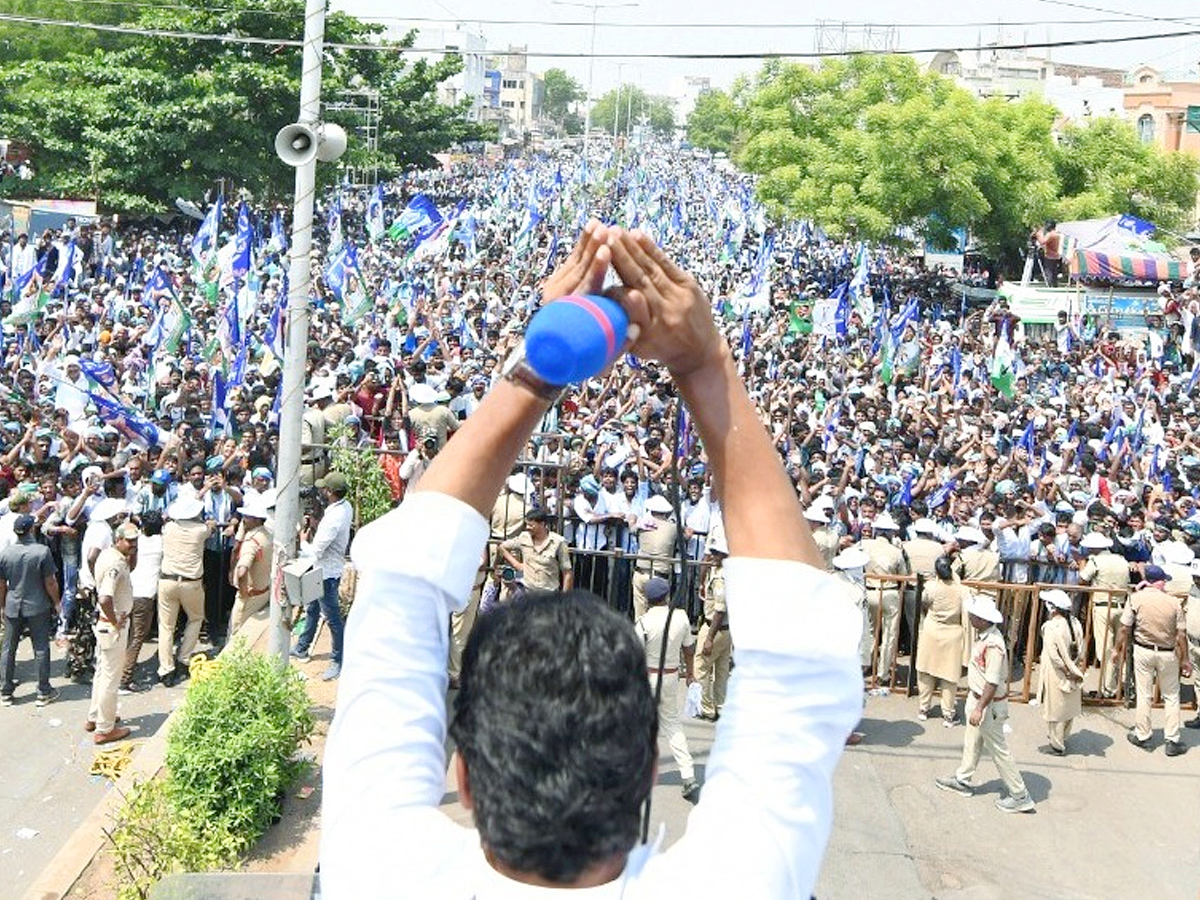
left=916, top=577, right=968, bottom=721
left=300, top=406, right=327, bottom=488
left=862, top=536, right=906, bottom=676
left=500, top=530, right=571, bottom=592
left=1079, top=551, right=1130, bottom=695
left=89, top=546, right=133, bottom=735
left=1037, top=612, right=1085, bottom=752
left=902, top=536, right=943, bottom=652
left=955, top=623, right=1029, bottom=800
left=157, top=519, right=208, bottom=677
left=957, top=547, right=1001, bottom=663
left=636, top=603, right=696, bottom=783
left=1122, top=586, right=1187, bottom=744
left=811, top=526, right=840, bottom=573
left=227, top=523, right=272, bottom=640
left=633, top=517, right=677, bottom=620
left=694, top=561, right=731, bottom=719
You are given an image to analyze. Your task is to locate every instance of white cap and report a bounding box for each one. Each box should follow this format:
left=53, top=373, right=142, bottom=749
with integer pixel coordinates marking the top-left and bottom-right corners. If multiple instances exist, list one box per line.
left=955, top=526, right=987, bottom=546
left=872, top=511, right=900, bottom=531
left=309, top=383, right=334, bottom=402
left=912, top=518, right=938, bottom=536
left=833, top=547, right=870, bottom=570
left=238, top=499, right=271, bottom=520
left=168, top=496, right=205, bottom=521
left=409, top=383, right=439, bottom=405
left=803, top=506, right=830, bottom=524
left=88, top=497, right=127, bottom=522
left=967, top=594, right=1004, bottom=624
left=1081, top=532, right=1112, bottom=549
left=1040, top=589, right=1072, bottom=611
left=645, top=495, right=673, bottom=515
left=505, top=473, right=531, bottom=495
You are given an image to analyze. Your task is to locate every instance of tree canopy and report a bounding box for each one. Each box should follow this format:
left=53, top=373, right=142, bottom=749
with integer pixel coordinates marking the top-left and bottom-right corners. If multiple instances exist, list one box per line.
left=731, top=54, right=1199, bottom=255
left=685, top=88, right=742, bottom=154
left=0, top=0, right=490, bottom=211
left=590, top=86, right=675, bottom=137
left=542, top=68, right=585, bottom=135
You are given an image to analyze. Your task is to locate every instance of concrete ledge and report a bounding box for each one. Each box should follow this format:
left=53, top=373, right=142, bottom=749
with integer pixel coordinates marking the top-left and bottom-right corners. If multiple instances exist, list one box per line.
left=19, top=613, right=275, bottom=900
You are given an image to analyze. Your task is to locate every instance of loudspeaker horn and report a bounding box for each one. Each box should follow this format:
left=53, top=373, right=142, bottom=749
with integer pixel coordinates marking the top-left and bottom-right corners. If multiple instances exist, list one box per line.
left=275, top=123, right=318, bottom=167
left=316, top=123, right=348, bottom=163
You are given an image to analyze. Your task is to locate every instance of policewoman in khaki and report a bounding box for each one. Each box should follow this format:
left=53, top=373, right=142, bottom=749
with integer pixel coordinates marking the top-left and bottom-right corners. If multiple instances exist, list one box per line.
left=1078, top=531, right=1129, bottom=697
left=935, top=595, right=1035, bottom=814
left=916, top=556, right=967, bottom=725
left=1036, top=589, right=1085, bottom=756
left=227, top=498, right=273, bottom=640
left=694, top=529, right=730, bottom=721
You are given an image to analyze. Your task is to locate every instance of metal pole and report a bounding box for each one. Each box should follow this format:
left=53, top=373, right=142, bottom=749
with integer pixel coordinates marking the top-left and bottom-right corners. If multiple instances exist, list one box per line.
left=613, top=74, right=621, bottom=142
left=583, top=3, right=597, bottom=160
left=269, top=0, right=326, bottom=661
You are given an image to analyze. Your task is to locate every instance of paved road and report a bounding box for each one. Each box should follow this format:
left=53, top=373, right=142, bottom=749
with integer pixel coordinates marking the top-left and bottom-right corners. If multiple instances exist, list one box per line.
left=0, top=632, right=189, bottom=899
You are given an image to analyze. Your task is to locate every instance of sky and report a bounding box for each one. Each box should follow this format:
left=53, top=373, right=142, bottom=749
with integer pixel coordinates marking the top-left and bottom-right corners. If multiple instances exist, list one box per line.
left=334, top=0, right=1200, bottom=98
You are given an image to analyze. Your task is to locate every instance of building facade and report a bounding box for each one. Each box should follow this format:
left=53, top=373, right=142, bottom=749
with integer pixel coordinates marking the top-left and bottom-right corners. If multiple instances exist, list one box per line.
left=1123, top=67, right=1200, bottom=158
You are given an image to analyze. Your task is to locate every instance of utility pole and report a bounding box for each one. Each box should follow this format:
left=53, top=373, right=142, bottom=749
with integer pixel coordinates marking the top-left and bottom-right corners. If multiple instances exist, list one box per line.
left=552, top=0, right=638, bottom=160
left=268, top=0, right=345, bottom=660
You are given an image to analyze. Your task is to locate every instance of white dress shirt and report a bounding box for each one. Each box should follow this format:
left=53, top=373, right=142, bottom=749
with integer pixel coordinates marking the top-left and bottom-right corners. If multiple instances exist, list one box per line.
left=301, top=497, right=352, bottom=578
left=321, top=491, right=863, bottom=900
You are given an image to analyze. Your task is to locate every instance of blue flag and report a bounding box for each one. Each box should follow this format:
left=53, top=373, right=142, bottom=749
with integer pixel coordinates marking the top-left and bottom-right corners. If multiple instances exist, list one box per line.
left=232, top=202, right=253, bottom=278
left=270, top=210, right=288, bottom=254
left=89, top=390, right=163, bottom=448
left=80, top=359, right=115, bottom=388
left=192, top=196, right=223, bottom=268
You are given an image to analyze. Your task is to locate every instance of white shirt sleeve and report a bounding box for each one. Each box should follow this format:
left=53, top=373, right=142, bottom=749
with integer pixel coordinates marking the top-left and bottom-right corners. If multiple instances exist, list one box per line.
left=320, top=493, right=863, bottom=900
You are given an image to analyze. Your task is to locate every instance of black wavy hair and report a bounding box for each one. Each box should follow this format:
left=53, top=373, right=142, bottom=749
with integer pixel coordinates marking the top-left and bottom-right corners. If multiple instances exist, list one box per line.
left=449, top=590, right=657, bottom=884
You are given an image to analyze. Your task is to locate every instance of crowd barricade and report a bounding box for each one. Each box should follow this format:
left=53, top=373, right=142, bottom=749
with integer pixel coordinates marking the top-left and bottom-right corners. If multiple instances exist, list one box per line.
left=862, top=572, right=1195, bottom=710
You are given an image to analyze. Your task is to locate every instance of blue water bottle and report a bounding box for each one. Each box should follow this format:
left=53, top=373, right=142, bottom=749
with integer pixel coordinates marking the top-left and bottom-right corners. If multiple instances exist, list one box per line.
left=524, top=294, right=629, bottom=385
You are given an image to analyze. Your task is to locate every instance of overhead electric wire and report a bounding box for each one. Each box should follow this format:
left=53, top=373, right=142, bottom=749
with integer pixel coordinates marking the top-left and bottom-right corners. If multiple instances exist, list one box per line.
left=1028, top=0, right=1200, bottom=28
left=0, top=10, right=1198, bottom=58
left=1, top=0, right=1197, bottom=31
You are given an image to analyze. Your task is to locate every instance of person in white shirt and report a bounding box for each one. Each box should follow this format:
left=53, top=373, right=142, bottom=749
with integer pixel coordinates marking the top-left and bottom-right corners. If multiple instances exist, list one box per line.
left=10, top=232, right=37, bottom=279
left=291, top=471, right=353, bottom=681
left=121, top=510, right=163, bottom=692
left=320, top=223, right=861, bottom=900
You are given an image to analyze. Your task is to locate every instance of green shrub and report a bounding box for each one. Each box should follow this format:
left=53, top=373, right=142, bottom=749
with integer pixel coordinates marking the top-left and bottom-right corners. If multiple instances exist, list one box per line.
left=106, top=641, right=314, bottom=899
left=328, top=422, right=396, bottom=530
left=164, top=641, right=314, bottom=850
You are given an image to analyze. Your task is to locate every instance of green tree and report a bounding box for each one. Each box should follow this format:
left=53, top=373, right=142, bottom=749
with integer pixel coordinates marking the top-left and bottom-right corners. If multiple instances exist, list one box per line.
left=737, top=55, right=1059, bottom=254
left=0, top=0, right=489, bottom=210
left=542, top=67, right=584, bottom=133
left=591, top=86, right=675, bottom=137
left=0, top=0, right=136, bottom=61
left=1053, top=116, right=1200, bottom=232
left=686, top=88, right=740, bottom=153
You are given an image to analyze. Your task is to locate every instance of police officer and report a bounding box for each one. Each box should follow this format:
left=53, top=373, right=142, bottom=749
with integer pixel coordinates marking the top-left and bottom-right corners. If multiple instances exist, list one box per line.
left=1079, top=531, right=1130, bottom=698
left=936, top=595, right=1035, bottom=813
left=1036, top=589, right=1085, bottom=756
left=1114, top=565, right=1191, bottom=756
left=694, top=527, right=730, bottom=721
left=861, top=512, right=906, bottom=677
left=805, top=504, right=839, bottom=572
left=87, top=522, right=139, bottom=744
left=1187, top=560, right=1200, bottom=730
left=633, top=495, right=677, bottom=620
left=636, top=576, right=699, bottom=801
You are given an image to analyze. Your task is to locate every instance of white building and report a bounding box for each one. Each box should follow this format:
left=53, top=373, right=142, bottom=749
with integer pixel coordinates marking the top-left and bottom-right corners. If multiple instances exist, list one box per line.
left=669, top=75, right=711, bottom=124
left=398, top=24, right=488, bottom=121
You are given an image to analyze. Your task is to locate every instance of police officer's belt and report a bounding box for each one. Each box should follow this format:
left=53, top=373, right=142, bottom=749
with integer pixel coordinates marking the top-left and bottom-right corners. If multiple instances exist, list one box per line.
left=1134, top=639, right=1175, bottom=653
left=637, top=561, right=670, bottom=575
left=161, top=573, right=201, bottom=582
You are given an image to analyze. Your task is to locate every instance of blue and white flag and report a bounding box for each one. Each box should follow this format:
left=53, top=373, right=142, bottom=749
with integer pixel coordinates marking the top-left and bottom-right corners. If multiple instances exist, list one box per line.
left=192, top=196, right=223, bottom=269
left=269, top=209, right=288, bottom=255
left=232, top=202, right=253, bottom=278
left=366, top=185, right=386, bottom=244
left=89, top=390, right=164, bottom=449
left=327, top=193, right=344, bottom=255
left=389, top=194, right=441, bottom=241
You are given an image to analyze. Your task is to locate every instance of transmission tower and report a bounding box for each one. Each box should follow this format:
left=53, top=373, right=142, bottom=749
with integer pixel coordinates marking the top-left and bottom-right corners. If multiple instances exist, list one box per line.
left=324, top=88, right=381, bottom=189
left=814, top=20, right=899, bottom=56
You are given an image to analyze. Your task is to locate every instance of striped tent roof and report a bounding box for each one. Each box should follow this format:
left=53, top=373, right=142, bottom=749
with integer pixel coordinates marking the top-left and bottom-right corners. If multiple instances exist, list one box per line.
left=1071, top=249, right=1183, bottom=281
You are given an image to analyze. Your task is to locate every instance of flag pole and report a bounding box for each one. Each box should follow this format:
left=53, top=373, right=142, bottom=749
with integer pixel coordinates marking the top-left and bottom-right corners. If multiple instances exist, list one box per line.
left=269, top=0, right=327, bottom=661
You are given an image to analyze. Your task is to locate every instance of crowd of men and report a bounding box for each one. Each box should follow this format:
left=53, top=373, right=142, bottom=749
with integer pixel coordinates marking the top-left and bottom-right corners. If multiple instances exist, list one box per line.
left=0, top=142, right=1198, bottom=757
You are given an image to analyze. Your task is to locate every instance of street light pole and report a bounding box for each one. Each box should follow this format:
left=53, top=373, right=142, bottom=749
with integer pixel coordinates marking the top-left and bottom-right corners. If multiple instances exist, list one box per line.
left=552, top=0, right=638, bottom=160
left=268, top=0, right=326, bottom=661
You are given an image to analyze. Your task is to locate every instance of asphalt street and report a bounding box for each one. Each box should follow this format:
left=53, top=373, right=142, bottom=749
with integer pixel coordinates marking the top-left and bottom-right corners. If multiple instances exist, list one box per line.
left=0, top=630, right=186, bottom=899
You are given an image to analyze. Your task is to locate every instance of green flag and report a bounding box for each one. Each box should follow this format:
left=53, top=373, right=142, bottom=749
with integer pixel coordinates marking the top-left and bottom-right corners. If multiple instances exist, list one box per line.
left=990, top=333, right=1016, bottom=399
left=165, top=300, right=193, bottom=354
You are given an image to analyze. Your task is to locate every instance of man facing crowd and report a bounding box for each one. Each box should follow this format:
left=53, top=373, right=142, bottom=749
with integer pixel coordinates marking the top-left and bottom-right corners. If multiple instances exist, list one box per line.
left=320, top=223, right=862, bottom=899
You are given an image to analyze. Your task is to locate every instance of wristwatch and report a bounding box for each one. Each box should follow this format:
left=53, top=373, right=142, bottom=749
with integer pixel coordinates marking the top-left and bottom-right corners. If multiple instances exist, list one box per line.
left=500, top=340, right=568, bottom=405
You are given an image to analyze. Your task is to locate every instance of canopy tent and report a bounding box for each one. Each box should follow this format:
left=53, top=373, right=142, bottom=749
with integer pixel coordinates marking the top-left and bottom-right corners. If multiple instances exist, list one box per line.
left=1060, top=215, right=1184, bottom=282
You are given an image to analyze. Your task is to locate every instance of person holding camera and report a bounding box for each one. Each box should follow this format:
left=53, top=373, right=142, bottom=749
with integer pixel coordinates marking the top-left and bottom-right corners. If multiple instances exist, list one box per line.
left=320, top=223, right=862, bottom=899
left=498, top=508, right=571, bottom=594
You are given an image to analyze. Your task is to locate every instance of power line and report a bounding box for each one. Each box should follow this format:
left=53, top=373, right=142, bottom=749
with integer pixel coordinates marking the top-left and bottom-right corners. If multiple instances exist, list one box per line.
left=0, top=10, right=1198, bottom=58
left=0, top=0, right=1194, bottom=31
left=1028, top=0, right=1200, bottom=27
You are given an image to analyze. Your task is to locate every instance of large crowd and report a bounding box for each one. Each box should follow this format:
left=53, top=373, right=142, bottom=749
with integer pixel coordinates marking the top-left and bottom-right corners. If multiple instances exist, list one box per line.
left=0, top=142, right=1198, bottom=759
